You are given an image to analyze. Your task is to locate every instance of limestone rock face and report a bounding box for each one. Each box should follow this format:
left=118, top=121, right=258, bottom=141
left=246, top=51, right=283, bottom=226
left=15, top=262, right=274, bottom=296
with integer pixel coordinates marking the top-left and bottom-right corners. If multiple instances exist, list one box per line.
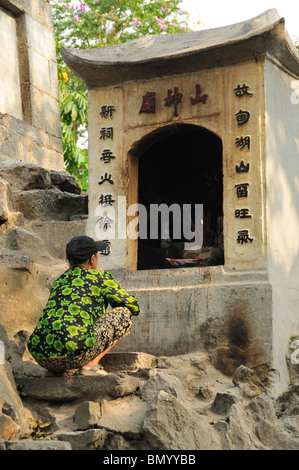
left=73, top=401, right=102, bottom=431
left=0, top=157, right=88, bottom=336
left=0, top=160, right=52, bottom=191
left=142, top=390, right=203, bottom=450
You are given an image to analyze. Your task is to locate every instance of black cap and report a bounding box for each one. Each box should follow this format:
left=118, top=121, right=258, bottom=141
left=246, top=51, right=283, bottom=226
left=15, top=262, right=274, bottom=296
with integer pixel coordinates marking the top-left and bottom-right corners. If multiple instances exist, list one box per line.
left=66, top=236, right=108, bottom=263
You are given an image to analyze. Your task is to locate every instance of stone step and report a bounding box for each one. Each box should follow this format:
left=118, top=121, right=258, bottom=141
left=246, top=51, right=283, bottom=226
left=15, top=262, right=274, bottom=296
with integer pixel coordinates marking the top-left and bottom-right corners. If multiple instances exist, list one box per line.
left=52, top=430, right=106, bottom=451
left=0, top=159, right=81, bottom=194
left=16, top=372, right=140, bottom=403
left=100, top=351, right=156, bottom=372
left=15, top=353, right=156, bottom=403
left=11, top=188, right=88, bottom=222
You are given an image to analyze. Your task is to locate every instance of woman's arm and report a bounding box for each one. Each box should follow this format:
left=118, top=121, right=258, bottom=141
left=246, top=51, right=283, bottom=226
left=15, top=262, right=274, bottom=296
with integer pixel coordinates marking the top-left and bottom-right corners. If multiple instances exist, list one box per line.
left=100, top=271, right=140, bottom=316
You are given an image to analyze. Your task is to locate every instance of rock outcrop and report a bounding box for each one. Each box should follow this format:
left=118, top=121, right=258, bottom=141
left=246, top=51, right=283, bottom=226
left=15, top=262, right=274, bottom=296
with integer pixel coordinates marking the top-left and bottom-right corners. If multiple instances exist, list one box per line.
left=0, top=157, right=88, bottom=336
left=0, top=324, right=298, bottom=451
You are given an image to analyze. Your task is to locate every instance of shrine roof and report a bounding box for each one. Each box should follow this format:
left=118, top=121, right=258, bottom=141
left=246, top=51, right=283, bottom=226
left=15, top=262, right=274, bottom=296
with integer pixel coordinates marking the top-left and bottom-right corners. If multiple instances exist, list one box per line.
left=61, top=9, right=299, bottom=88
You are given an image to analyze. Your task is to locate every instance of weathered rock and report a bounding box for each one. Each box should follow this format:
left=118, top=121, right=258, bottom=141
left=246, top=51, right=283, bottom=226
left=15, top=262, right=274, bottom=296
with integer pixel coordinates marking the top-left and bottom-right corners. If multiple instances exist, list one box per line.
left=5, top=440, right=72, bottom=450
left=5, top=228, right=51, bottom=261
left=12, top=188, right=88, bottom=221
left=275, top=383, right=299, bottom=439
left=0, top=326, right=24, bottom=426
left=0, top=211, right=24, bottom=237
left=276, top=383, right=299, bottom=418
left=98, top=395, right=148, bottom=435
left=254, top=419, right=299, bottom=450
left=224, top=403, right=257, bottom=450
left=11, top=330, right=31, bottom=361
left=1, top=324, right=299, bottom=451
left=0, top=262, right=62, bottom=338
left=0, top=160, right=52, bottom=191
left=55, top=429, right=106, bottom=451
left=49, top=170, right=81, bottom=194
left=221, top=390, right=299, bottom=450
left=16, top=372, right=140, bottom=402
left=210, top=389, right=241, bottom=415
left=73, top=401, right=101, bottom=431
left=27, top=219, right=87, bottom=260
left=0, top=413, right=19, bottom=440
left=214, top=420, right=231, bottom=450
left=287, top=338, right=299, bottom=384
left=100, top=351, right=156, bottom=372
left=142, top=390, right=202, bottom=450
left=140, top=369, right=183, bottom=401
left=194, top=384, right=214, bottom=400
left=0, top=179, right=9, bottom=223
left=157, top=353, right=207, bottom=378
left=0, top=253, right=31, bottom=270
left=245, top=393, right=276, bottom=423
left=232, top=365, right=265, bottom=398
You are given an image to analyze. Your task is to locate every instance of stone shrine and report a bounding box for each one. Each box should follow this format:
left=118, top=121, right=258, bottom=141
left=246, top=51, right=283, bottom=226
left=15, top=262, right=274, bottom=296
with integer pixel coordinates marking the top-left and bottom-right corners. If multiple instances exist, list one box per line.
left=0, top=4, right=298, bottom=449
left=62, top=10, right=299, bottom=390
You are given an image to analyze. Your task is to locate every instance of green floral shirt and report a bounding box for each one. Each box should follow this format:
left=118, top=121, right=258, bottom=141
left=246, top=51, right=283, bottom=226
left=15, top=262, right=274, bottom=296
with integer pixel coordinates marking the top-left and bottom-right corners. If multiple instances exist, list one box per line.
left=27, top=267, right=140, bottom=360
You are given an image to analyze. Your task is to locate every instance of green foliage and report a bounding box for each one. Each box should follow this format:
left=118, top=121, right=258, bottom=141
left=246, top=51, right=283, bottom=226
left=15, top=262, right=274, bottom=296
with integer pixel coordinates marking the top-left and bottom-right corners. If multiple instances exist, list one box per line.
left=58, top=72, right=89, bottom=191
left=51, top=0, right=194, bottom=190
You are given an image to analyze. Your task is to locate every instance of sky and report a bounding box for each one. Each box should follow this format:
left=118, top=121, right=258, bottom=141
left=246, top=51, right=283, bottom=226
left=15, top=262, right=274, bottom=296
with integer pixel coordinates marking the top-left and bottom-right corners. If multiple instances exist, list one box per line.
left=180, top=0, right=299, bottom=43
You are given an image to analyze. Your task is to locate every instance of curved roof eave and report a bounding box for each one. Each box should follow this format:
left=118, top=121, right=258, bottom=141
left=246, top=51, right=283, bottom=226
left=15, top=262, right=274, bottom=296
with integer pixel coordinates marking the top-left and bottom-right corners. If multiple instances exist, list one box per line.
left=61, top=9, right=299, bottom=88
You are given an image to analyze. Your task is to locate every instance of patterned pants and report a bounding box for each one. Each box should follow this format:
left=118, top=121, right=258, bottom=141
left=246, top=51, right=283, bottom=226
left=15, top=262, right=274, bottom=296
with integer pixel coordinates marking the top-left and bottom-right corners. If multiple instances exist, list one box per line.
left=37, top=307, right=132, bottom=375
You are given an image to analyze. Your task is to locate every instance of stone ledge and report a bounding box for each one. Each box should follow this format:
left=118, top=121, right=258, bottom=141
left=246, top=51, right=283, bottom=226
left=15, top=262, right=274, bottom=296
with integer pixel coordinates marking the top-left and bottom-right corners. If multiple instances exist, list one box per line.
left=11, top=189, right=88, bottom=221
left=15, top=352, right=157, bottom=403
left=54, top=429, right=106, bottom=451
left=16, top=372, right=140, bottom=403
left=100, top=351, right=156, bottom=372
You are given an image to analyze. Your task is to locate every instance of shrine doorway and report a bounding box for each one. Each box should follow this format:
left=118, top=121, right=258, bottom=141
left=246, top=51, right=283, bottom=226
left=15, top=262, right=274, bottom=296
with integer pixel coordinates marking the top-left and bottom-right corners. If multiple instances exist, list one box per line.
left=132, top=124, right=223, bottom=270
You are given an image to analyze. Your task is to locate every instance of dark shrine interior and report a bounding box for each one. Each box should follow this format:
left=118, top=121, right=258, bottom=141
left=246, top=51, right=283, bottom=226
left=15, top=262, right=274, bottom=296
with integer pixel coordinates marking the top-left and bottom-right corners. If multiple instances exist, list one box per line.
left=137, top=124, right=224, bottom=270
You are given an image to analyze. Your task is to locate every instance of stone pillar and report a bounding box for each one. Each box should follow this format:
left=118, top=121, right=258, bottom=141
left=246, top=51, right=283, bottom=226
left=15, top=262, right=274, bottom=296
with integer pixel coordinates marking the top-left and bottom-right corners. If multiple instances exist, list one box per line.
left=0, top=0, right=63, bottom=170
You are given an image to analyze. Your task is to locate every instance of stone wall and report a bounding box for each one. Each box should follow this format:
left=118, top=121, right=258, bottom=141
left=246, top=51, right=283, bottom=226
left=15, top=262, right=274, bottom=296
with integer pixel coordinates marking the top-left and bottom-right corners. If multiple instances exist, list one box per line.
left=0, top=0, right=63, bottom=170
left=112, top=266, right=273, bottom=377
left=265, top=57, right=299, bottom=387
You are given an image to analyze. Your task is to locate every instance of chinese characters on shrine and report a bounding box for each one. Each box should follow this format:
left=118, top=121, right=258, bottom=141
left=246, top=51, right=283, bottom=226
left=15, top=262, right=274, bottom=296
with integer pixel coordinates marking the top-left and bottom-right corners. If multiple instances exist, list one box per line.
left=233, top=83, right=253, bottom=245
left=97, top=104, right=118, bottom=256
left=139, top=84, right=208, bottom=116
left=97, top=84, right=208, bottom=256
left=97, top=80, right=256, bottom=256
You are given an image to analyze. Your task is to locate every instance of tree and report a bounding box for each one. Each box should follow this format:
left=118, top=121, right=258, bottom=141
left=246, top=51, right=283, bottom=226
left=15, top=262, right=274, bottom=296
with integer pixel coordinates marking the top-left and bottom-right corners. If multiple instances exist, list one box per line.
left=51, top=0, right=194, bottom=190
left=58, top=68, right=89, bottom=190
